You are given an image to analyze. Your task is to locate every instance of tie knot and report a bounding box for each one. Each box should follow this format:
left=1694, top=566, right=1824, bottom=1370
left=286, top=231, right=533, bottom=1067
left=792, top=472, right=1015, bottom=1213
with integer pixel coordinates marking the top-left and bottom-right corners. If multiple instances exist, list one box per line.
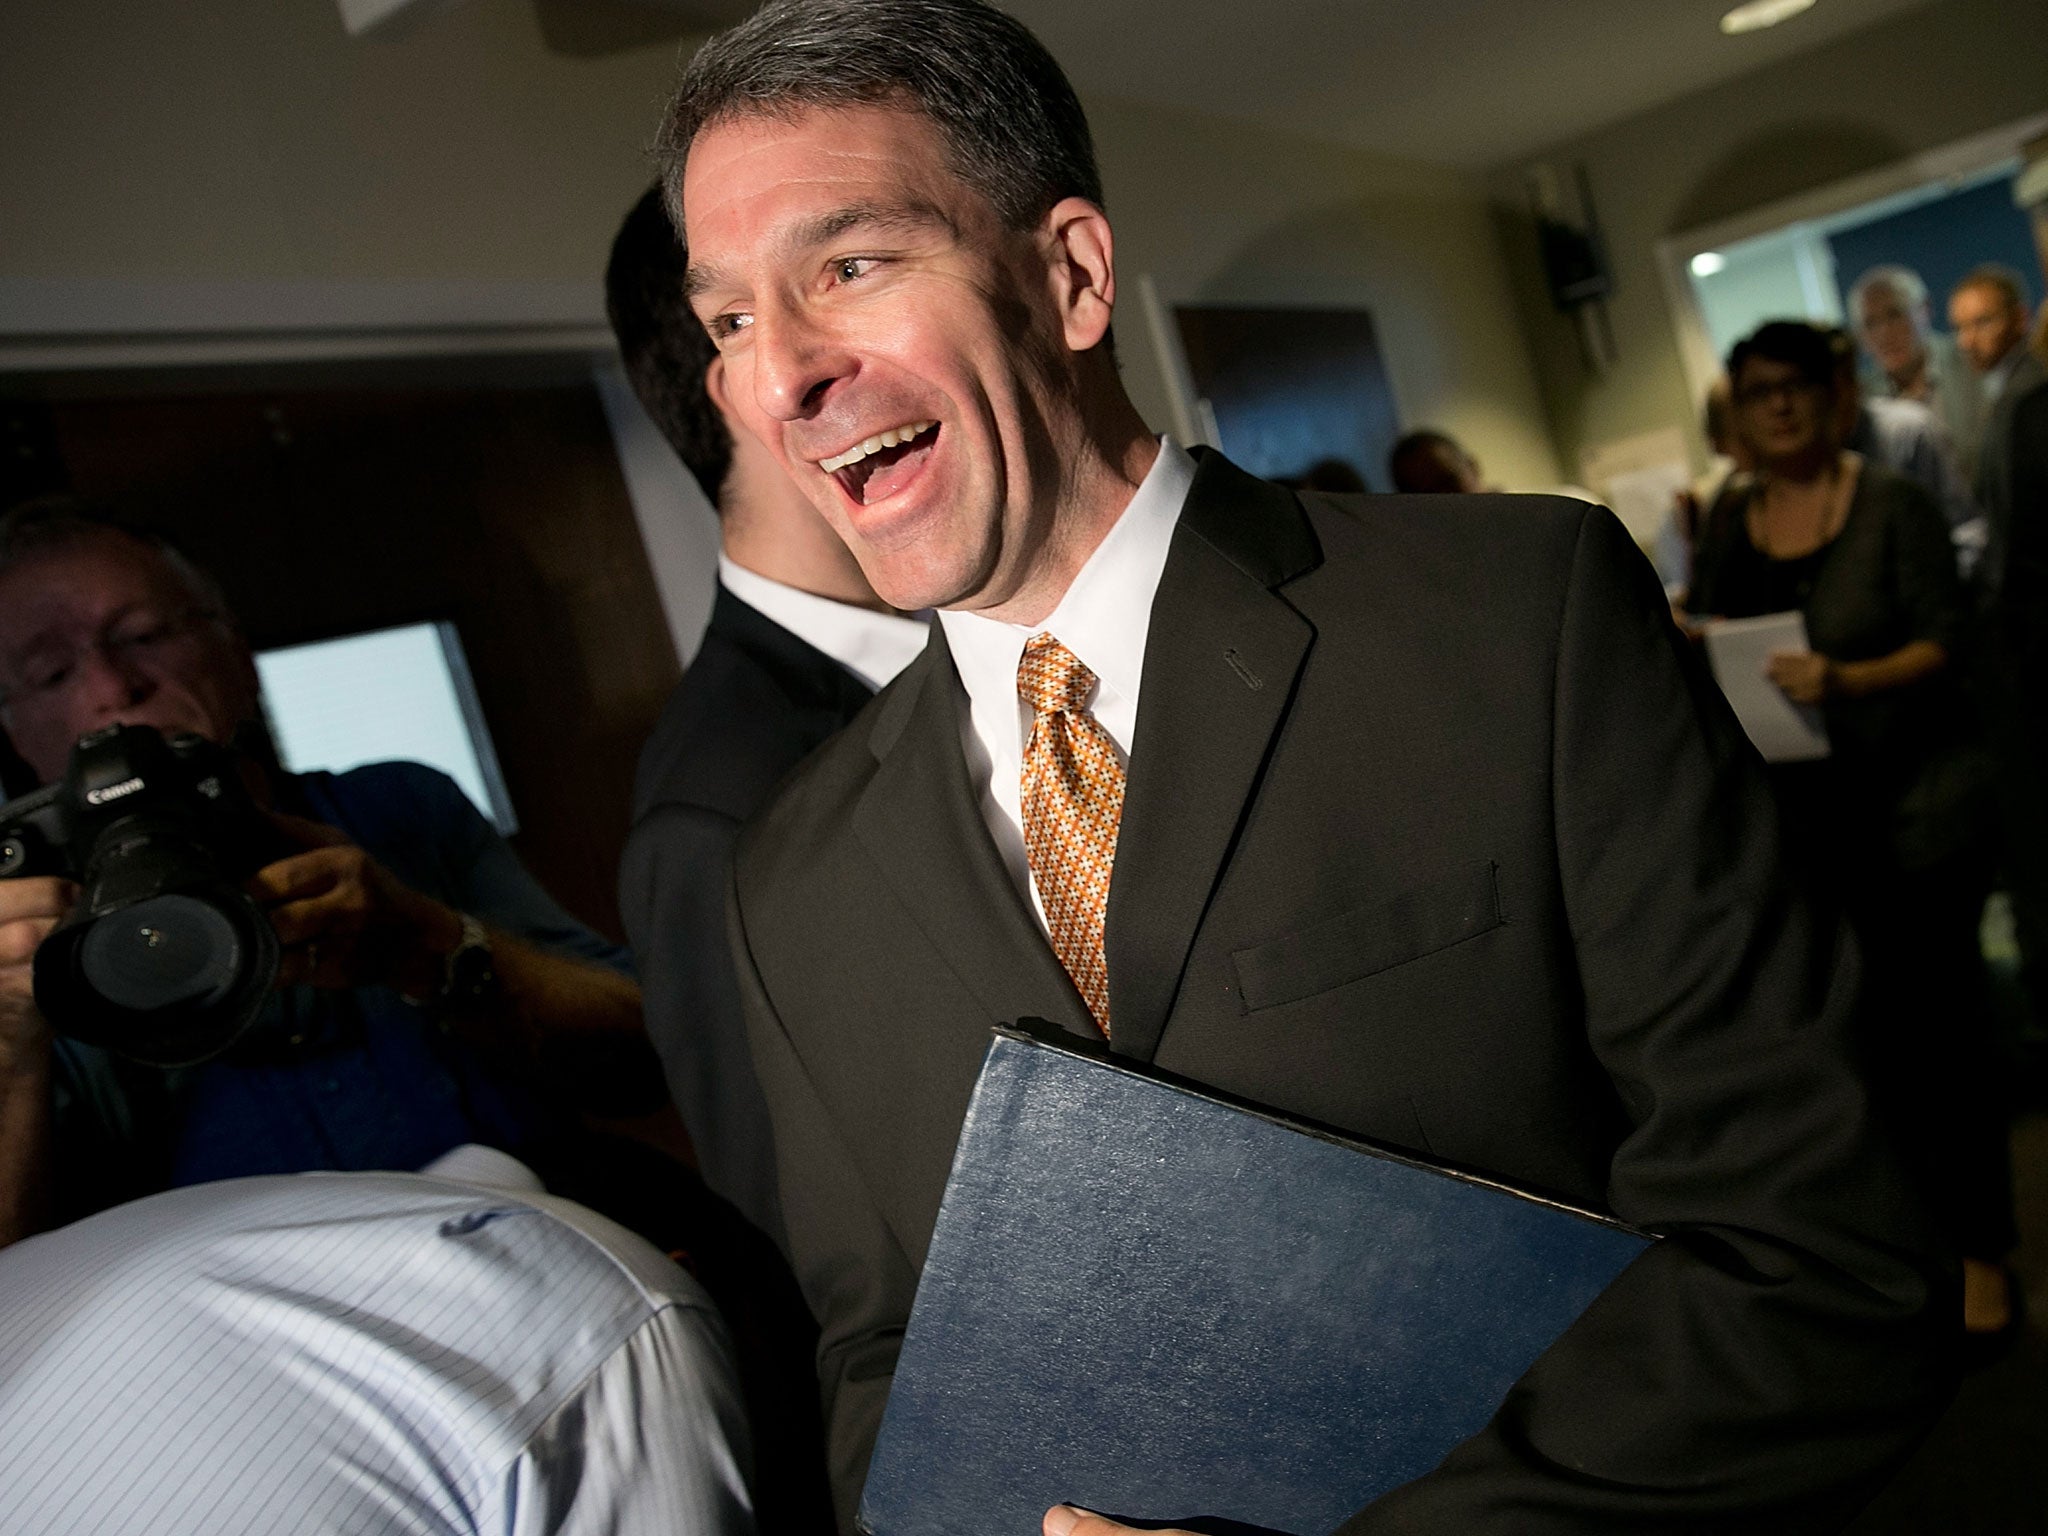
left=1017, top=633, right=1097, bottom=716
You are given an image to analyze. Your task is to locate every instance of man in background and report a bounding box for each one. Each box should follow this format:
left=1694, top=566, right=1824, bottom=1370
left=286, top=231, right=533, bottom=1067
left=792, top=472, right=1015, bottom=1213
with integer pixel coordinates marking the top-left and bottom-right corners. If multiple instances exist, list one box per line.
left=1951, top=266, right=2043, bottom=579
left=1824, top=325, right=1981, bottom=555
left=1851, top=264, right=1985, bottom=476
left=1953, top=264, right=2048, bottom=1032
left=607, top=185, right=927, bottom=1252
left=0, top=1151, right=754, bottom=1536
left=0, top=502, right=649, bottom=1247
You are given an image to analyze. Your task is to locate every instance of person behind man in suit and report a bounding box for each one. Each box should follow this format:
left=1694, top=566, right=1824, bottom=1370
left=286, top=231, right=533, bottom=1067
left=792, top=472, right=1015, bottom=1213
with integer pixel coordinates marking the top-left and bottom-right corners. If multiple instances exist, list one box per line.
left=1952, top=264, right=2048, bottom=1032
left=1850, top=264, right=1985, bottom=478
left=1386, top=428, right=1485, bottom=494
left=1953, top=265, right=2047, bottom=595
left=607, top=185, right=927, bottom=1251
left=1817, top=326, right=1981, bottom=564
left=660, top=2, right=1949, bottom=1531
left=606, top=187, right=927, bottom=1536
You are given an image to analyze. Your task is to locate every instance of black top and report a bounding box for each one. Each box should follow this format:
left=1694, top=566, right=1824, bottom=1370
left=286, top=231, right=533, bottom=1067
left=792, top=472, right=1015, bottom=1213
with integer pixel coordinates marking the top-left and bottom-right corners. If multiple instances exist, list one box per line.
left=1691, top=462, right=1982, bottom=868
left=1703, top=533, right=1828, bottom=617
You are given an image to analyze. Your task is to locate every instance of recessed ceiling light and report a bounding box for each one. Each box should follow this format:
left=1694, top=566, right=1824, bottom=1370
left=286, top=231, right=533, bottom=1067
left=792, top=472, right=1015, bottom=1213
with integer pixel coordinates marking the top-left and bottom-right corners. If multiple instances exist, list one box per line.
left=1720, top=0, right=1817, bottom=34
left=1691, top=251, right=1729, bottom=277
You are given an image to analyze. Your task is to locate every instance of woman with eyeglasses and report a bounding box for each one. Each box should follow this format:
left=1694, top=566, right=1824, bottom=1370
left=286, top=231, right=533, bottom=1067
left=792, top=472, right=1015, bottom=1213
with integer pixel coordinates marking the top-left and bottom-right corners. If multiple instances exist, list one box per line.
left=1690, top=318, right=2013, bottom=1346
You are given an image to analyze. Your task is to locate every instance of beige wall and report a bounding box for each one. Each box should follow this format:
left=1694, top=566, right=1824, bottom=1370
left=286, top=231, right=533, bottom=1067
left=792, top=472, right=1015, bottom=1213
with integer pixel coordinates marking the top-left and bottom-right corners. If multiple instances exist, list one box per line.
left=1489, top=0, right=2048, bottom=478
left=0, top=1, right=681, bottom=286
left=1093, top=97, right=1562, bottom=488
left=0, top=0, right=1559, bottom=488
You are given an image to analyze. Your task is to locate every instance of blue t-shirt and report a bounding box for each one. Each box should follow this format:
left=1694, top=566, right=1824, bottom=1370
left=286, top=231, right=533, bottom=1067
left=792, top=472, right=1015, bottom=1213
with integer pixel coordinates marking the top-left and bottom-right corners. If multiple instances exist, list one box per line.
left=48, top=762, right=633, bottom=1217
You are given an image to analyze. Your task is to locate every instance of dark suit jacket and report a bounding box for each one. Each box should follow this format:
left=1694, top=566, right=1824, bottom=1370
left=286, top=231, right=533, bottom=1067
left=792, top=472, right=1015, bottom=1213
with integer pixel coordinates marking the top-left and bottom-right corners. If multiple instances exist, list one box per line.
left=2004, top=373, right=2048, bottom=663
left=1976, top=350, right=2048, bottom=603
left=620, top=582, right=875, bottom=1247
left=730, top=452, right=1950, bottom=1534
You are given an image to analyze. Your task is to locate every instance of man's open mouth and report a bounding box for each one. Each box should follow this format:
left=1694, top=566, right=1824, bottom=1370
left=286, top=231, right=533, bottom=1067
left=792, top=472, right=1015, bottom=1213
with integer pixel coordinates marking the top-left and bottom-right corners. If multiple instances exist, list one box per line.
left=819, top=420, right=938, bottom=505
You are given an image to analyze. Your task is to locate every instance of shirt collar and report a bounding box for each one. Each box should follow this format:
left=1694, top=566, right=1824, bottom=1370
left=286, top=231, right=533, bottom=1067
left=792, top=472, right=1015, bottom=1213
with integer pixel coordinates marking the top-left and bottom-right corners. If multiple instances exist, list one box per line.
left=938, top=436, right=1195, bottom=723
left=1984, top=343, right=2025, bottom=402
left=716, top=554, right=930, bottom=693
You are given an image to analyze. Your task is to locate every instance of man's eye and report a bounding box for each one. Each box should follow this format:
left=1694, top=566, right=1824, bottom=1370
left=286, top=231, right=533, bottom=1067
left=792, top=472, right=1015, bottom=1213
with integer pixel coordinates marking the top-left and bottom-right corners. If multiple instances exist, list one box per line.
left=832, top=257, right=877, bottom=284
left=21, top=657, right=73, bottom=692
left=708, top=312, right=753, bottom=341
left=111, top=620, right=172, bottom=650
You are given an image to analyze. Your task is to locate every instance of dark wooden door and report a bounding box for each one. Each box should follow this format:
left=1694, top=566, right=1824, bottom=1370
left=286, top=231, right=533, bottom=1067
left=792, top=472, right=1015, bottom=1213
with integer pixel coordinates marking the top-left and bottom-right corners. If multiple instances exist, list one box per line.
left=3, top=368, right=681, bottom=942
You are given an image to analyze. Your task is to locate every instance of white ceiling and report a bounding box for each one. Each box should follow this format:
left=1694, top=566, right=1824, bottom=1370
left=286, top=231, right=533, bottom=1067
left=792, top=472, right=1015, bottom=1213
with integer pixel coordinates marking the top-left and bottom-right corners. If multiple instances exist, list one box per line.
left=1003, top=0, right=1946, bottom=167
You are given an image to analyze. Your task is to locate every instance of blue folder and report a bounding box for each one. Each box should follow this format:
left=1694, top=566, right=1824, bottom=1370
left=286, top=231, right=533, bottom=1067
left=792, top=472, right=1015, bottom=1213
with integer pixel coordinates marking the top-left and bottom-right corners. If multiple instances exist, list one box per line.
left=858, top=1022, right=1653, bottom=1536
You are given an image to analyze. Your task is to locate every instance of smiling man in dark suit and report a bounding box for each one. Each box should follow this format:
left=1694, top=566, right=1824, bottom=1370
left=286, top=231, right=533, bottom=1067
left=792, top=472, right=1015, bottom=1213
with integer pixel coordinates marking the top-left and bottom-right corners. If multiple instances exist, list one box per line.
left=659, top=3, right=1950, bottom=1532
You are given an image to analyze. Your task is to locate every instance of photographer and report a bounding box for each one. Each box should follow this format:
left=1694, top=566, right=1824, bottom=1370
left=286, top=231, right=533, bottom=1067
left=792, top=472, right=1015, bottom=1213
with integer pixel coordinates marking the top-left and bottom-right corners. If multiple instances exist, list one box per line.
left=0, top=500, right=649, bottom=1248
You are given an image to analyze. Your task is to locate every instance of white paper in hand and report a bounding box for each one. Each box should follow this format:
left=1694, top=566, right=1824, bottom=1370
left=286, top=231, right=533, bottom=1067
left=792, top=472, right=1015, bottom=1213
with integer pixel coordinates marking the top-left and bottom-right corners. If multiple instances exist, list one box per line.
left=1702, top=611, right=1831, bottom=763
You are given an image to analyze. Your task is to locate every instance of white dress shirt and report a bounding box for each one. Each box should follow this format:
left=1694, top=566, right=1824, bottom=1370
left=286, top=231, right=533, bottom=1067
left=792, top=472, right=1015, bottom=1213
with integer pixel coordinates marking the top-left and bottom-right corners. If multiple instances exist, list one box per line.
left=718, top=553, right=930, bottom=692
left=937, top=437, right=1197, bottom=934
left=0, top=1163, right=755, bottom=1536
left=1982, top=342, right=2027, bottom=405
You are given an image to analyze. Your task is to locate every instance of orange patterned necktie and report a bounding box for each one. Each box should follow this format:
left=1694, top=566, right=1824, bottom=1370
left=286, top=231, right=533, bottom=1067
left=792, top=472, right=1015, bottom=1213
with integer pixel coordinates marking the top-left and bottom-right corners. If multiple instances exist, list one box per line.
left=1018, top=632, right=1125, bottom=1037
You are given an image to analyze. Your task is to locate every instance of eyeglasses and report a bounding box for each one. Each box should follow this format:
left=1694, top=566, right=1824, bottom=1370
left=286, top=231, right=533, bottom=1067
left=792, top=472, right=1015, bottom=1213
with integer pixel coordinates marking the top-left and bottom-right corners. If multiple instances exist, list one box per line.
left=1734, top=378, right=1825, bottom=408
left=0, top=608, right=222, bottom=711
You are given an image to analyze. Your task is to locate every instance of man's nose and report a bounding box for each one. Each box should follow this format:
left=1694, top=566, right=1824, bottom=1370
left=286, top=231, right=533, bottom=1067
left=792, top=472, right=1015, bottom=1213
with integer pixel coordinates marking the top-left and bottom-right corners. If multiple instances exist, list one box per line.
left=751, top=303, right=854, bottom=422
left=70, top=642, right=154, bottom=715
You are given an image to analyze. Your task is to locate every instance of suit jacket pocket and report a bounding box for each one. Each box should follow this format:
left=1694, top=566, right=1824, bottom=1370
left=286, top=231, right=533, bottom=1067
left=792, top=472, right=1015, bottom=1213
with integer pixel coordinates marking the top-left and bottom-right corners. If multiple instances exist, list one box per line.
left=1232, top=861, right=1502, bottom=1013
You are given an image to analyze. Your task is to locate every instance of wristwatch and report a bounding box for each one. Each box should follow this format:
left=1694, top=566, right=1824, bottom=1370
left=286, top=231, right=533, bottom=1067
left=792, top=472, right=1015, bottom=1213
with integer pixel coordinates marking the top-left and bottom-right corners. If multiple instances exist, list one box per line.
left=408, top=912, right=496, bottom=1012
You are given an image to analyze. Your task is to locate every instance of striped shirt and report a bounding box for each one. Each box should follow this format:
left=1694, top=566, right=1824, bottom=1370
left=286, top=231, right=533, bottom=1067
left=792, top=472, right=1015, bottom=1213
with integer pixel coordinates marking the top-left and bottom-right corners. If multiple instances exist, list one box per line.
left=0, top=1167, right=754, bottom=1536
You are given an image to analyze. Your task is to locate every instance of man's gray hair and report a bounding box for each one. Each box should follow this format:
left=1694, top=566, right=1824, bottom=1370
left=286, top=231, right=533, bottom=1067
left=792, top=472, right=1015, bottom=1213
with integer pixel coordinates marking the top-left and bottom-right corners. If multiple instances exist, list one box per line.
left=655, top=0, right=1103, bottom=233
left=1847, top=264, right=1929, bottom=330
left=0, top=496, right=231, bottom=619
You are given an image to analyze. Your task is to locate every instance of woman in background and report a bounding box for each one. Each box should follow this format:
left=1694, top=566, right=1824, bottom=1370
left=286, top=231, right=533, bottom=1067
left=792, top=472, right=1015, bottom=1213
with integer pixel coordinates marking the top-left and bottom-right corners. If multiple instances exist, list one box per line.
left=1690, top=319, right=2012, bottom=1340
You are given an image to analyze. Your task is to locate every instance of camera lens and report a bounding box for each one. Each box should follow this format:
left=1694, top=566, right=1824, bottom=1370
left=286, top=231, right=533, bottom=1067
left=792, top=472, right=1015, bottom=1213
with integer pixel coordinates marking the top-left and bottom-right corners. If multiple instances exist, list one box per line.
left=77, top=894, right=243, bottom=1013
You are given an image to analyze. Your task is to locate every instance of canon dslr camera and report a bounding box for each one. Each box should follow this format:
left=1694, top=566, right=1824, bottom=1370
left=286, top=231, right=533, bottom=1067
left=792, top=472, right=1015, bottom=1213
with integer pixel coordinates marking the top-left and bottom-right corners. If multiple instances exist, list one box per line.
left=0, top=724, right=281, bottom=1065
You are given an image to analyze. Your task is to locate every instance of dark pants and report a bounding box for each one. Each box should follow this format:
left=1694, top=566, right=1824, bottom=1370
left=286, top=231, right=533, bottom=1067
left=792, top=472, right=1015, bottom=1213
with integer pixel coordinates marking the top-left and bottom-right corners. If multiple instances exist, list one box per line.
left=1769, top=760, right=2017, bottom=1262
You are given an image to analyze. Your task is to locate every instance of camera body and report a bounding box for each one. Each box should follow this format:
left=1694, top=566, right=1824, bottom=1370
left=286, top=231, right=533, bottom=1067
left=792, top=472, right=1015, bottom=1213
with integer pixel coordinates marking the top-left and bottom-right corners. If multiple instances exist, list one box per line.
left=0, top=724, right=282, bottom=1066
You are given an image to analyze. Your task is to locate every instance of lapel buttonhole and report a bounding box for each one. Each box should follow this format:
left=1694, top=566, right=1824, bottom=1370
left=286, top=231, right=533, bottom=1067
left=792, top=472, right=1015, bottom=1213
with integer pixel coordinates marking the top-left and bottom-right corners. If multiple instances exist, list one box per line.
left=1223, top=648, right=1264, bottom=691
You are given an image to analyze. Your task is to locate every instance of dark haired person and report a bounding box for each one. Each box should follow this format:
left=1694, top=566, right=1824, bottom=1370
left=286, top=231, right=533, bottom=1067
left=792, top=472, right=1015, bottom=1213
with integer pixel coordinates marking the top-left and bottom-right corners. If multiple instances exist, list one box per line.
left=1689, top=319, right=2013, bottom=1339
left=1950, top=267, right=2042, bottom=589
left=1386, top=428, right=1484, bottom=494
left=607, top=185, right=926, bottom=1253
left=0, top=503, right=648, bottom=1248
left=1952, top=266, right=2048, bottom=1034
left=608, top=184, right=928, bottom=1536
left=662, top=3, right=1948, bottom=1531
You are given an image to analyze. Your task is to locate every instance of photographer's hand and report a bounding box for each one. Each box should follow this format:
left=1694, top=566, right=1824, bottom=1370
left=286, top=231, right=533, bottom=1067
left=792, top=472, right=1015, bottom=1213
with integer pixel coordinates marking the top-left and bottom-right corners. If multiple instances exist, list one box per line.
left=246, top=813, right=647, bottom=1093
left=0, top=876, right=72, bottom=1249
left=247, top=812, right=462, bottom=997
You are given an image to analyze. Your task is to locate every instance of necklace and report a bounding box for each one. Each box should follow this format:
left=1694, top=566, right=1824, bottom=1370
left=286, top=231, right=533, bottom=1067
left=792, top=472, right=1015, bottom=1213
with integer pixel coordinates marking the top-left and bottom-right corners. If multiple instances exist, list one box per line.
left=1754, top=456, right=1846, bottom=559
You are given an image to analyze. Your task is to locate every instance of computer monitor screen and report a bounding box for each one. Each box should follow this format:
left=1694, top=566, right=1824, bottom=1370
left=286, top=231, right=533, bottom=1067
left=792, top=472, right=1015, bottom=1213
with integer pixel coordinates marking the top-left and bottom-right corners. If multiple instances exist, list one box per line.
left=255, top=620, right=517, bottom=834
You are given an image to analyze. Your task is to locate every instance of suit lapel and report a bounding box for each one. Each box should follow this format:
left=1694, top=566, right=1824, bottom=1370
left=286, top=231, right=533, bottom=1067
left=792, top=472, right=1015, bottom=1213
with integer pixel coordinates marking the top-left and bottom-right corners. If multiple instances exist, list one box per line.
left=717, top=585, right=877, bottom=723
left=854, top=630, right=1096, bottom=1040
left=1105, top=452, right=1320, bottom=1063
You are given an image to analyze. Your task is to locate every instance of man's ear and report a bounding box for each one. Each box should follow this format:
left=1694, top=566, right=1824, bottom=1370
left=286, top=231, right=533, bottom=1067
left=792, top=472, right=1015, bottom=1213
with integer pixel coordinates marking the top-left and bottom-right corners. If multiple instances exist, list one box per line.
left=1041, top=197, right=1116, bottom=354
left=704, top=354, right=737, bottom=425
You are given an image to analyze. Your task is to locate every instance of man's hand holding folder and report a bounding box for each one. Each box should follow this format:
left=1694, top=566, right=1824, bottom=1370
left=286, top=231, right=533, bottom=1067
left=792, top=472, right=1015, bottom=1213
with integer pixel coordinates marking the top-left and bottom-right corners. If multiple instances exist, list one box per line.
left=1047, top=1505, right=1187, bottom=1536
